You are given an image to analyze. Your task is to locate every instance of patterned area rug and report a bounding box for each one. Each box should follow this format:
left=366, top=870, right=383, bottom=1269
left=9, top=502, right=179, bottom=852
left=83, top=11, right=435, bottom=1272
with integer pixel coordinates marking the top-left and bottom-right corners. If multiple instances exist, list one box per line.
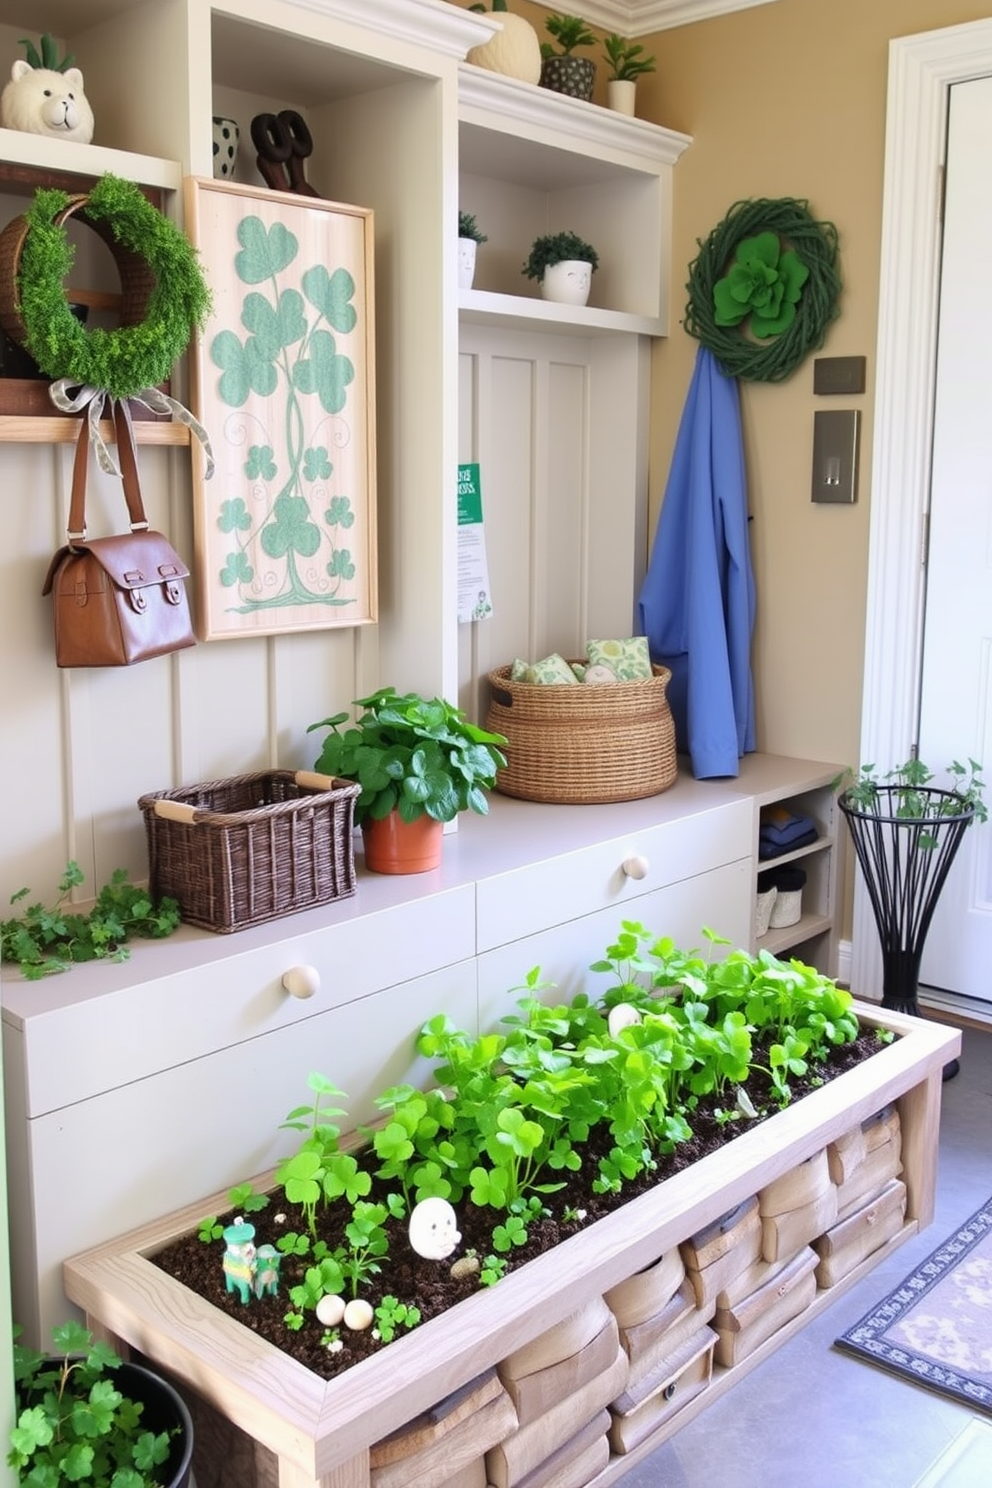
left=835, top=1197, right=992, bottom=1414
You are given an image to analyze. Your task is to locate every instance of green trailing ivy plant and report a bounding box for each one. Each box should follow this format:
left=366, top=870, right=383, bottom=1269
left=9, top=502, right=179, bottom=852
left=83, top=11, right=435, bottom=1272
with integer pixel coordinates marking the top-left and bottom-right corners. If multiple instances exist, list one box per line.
left=1, top=860, right=181, bottom=979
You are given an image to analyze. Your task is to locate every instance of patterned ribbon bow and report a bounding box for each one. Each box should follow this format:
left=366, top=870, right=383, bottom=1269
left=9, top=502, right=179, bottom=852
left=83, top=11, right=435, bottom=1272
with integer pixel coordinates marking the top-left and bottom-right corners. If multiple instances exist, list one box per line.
left=48, top=380, right=215, bottom=480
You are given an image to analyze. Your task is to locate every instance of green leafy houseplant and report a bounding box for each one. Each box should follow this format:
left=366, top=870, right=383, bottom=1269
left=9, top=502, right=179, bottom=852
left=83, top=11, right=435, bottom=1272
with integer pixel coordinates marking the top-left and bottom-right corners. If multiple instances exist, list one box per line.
left=522, top=230, right=599, bottom=282
left=1, top=860, right=181, bottom=979
left=541, top=13, right=597, bottom=57
left=308, top=686, right=507, bottom=826
left=458, top=211, right=487, bottom=245
left=603, top=33, right=657, bottom=81
left=9, top=1320, right=191, bottom=1488
left=539, top=13, right=597, bottom=101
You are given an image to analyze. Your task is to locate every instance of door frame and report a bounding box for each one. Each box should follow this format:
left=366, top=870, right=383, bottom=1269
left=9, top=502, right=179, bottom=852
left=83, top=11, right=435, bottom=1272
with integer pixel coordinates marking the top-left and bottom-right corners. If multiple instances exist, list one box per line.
left=854, top=17, right=992, bottom=999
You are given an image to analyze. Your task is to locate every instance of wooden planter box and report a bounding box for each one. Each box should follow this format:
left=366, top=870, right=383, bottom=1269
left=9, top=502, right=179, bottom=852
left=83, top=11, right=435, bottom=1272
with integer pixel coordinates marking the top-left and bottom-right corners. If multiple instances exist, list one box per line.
left=63, top=1006, right=959, bottom=1488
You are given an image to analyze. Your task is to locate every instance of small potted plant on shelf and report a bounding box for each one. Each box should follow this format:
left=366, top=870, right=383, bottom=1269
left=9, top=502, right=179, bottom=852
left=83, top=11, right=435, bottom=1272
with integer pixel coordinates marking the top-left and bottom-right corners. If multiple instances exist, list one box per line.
left=458, top=210, right=487, bottom=290
left=9, top=1319, right=194, bottom=1488
left=602, top=33, right=656, bottom=115
left=522, top=230, right=599, bottom=306
left=538, top=13, right=598, bottom=101
left=308, top=687, right=507, bottom=874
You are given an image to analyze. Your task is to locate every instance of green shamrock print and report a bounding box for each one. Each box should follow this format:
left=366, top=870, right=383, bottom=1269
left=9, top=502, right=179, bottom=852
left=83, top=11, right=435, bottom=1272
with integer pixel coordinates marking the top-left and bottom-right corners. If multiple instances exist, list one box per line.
left=208, top=211, right=364, bottom=615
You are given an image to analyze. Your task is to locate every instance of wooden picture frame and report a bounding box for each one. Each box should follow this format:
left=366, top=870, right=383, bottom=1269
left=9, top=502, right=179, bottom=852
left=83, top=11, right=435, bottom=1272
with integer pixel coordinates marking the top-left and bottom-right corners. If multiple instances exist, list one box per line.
left=183, top=177, right=377, bottom=640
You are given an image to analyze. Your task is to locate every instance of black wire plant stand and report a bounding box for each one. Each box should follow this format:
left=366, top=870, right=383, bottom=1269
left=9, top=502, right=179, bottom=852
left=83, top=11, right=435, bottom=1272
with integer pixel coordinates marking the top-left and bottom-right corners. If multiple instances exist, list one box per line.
left=839, top=784, right=975, bottom=1020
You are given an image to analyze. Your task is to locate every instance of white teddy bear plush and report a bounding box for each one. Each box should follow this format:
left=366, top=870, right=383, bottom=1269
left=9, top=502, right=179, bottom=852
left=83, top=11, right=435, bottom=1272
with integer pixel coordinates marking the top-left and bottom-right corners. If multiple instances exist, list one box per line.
left=1, top=60, right=94, bottom=143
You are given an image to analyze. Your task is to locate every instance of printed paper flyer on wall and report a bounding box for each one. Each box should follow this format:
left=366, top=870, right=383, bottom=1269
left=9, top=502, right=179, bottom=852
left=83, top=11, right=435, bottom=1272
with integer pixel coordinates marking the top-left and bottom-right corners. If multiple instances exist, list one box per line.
left=457, top=463, right=493, bottom=623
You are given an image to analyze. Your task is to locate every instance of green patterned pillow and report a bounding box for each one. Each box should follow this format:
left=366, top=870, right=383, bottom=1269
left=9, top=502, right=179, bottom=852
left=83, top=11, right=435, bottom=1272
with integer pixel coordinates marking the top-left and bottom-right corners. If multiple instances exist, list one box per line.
left=526, top=652, right=581, bottom=685
left=586, top=636, right=653, bottom=681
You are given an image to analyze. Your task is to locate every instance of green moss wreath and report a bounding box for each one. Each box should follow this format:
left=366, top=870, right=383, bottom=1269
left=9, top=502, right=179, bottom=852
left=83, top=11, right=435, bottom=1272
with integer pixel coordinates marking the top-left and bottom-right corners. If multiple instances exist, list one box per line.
left=684, top=197, right=841, bottom=383
left=14, top=173, right=211, bottom=401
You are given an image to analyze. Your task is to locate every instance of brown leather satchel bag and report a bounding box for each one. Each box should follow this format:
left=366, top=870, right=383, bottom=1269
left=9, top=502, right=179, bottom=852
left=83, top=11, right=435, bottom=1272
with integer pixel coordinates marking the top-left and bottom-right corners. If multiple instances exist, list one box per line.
left=43, top=406, right=196, bottom=668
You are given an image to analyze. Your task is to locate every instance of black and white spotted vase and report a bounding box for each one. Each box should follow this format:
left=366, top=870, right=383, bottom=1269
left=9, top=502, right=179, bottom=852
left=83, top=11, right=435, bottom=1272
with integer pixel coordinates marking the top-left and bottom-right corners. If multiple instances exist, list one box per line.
left=212, top=116, right=240, bottom=180
left=539, top=56, right=596, bottom=102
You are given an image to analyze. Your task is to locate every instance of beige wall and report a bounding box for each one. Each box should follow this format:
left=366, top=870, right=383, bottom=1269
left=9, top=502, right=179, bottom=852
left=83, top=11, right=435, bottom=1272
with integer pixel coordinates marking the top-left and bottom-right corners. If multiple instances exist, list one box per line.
left=452, top=0, right=990, bottom=938
left=466, top=0, right=987, bottom=754
left=642, top=0, right=992, bottom=773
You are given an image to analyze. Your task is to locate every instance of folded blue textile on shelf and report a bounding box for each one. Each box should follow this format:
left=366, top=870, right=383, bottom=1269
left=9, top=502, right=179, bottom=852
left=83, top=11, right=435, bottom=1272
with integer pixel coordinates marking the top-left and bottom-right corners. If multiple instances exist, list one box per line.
left=759, top=827, right=819, bottom=860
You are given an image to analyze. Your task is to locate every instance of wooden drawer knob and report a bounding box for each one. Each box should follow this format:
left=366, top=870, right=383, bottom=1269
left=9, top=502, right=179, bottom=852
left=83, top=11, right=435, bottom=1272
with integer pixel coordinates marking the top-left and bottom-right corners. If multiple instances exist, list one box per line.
left=282, top=964, right=320, bottom=999
left=622, top=855, right=650, bottom=880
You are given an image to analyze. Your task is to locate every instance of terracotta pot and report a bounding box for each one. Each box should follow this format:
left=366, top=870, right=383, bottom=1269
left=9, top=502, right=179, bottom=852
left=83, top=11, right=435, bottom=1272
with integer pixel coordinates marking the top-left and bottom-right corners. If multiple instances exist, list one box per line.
left=362, top=812, right=443, bottom=873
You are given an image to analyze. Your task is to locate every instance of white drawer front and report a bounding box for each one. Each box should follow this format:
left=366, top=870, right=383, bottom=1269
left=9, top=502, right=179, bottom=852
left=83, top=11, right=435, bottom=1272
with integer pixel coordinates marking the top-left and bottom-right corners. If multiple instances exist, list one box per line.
left=476, top=799, right=751, bottom=953
left=12, top=959, right=479, bottom=1344
left=477, top=859, right=752, bottom=1034
left=17, top=886, right=476, bottom=1117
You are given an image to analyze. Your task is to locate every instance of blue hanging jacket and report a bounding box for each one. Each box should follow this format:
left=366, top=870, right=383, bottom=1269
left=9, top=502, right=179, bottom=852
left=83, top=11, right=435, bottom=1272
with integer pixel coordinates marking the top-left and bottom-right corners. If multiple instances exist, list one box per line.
left=639, top=345, right=756, bottom=778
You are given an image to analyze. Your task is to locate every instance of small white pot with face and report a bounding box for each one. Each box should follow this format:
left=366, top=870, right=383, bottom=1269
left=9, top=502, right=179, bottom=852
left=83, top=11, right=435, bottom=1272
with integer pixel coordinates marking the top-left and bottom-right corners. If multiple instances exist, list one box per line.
left=458, top=237, right=478, bottom=290
left=541, top=259, right=593, bottom=306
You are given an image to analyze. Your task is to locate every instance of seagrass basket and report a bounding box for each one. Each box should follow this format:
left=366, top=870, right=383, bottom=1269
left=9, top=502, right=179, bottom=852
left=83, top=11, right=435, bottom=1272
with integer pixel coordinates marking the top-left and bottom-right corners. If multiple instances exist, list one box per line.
left=485, top=664, right=678, bottom=804
left=137, top=770, right=361, bottom=933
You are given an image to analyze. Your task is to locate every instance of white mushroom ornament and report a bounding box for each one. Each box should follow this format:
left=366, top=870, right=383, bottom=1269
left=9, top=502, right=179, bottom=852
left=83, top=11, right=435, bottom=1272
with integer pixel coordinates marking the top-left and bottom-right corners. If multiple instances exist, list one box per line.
left=408, top=1196, right=461, bottom=1260
left=607, top=1002, right=643, bottom=1037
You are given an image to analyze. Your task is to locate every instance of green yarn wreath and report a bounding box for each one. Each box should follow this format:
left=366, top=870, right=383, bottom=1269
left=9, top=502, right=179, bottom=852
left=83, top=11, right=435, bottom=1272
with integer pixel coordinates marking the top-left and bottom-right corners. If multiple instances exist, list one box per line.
left=684, top=197, right=841, bottom=383
left=16, top=173, right=211, bottom=401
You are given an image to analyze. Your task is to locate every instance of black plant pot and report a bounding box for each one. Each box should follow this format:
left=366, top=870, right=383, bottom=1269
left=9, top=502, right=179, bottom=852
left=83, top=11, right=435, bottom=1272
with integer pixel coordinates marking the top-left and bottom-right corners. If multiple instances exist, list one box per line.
left=839, top=785, right=974, bottom=1080
left=106, top=1362, right=195, bottom=1488
left=539, top=55, right=596, bottom=101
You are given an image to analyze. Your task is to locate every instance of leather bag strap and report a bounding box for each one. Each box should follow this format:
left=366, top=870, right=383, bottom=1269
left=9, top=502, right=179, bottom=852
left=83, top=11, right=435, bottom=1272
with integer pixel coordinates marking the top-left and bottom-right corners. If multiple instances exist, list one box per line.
left=66, top=402, right=149, bottom=542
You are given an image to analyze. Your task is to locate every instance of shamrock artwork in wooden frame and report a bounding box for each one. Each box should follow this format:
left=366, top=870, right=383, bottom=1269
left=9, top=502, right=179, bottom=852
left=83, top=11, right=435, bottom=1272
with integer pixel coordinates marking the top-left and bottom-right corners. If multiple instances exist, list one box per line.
left=183, top=177, right=377, bottom=639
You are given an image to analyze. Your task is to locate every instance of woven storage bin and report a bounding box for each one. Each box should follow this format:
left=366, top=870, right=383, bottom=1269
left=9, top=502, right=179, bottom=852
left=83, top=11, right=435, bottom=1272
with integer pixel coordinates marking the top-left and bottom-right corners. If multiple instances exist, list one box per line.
left=137, top=770, right=360, bottom=933
left=485, top=664, right=678, bottom=804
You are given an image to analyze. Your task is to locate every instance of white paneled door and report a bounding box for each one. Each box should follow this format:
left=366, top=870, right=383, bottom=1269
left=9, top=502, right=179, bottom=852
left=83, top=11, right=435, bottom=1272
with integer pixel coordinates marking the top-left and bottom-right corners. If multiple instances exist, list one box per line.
left=917, top=75, right=992, bottom=1005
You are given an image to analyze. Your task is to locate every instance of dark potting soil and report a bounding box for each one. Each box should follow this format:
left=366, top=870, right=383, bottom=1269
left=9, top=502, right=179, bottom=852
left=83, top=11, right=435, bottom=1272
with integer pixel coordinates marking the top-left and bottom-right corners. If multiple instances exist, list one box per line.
left=152, top=1029, right=885, bottom=1382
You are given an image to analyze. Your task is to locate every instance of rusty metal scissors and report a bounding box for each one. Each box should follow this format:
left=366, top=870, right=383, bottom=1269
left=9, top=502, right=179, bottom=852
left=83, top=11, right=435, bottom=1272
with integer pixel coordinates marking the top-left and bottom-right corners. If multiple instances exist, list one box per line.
left=250, top=110, right=319, bottom=196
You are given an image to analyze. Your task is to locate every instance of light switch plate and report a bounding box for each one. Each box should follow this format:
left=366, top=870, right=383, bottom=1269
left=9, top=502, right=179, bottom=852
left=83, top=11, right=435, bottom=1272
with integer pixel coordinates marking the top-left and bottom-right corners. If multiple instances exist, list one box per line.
left=813, top=356, right=866, bottom=395
left=811, top=409, right=860, bottom=503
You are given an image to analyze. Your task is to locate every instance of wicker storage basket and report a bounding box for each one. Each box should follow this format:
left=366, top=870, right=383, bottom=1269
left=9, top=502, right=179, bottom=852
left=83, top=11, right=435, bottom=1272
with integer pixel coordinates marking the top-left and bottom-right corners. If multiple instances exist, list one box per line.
left=137, top=770, right=361, bottom=933
left=485, top=664, right=678, bottom=804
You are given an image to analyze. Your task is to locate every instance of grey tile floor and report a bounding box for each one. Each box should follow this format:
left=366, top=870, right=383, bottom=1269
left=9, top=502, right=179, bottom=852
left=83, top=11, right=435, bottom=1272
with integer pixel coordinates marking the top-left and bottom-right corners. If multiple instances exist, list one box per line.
left=619, top=1024, right=992, bottom=1488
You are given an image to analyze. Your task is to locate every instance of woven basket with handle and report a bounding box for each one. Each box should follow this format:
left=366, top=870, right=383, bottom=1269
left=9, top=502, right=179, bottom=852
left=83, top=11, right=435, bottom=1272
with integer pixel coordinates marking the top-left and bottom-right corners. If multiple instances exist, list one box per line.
left=137, top=769, right=360, bottom=933
left=485, top=663, right=678, bottom=804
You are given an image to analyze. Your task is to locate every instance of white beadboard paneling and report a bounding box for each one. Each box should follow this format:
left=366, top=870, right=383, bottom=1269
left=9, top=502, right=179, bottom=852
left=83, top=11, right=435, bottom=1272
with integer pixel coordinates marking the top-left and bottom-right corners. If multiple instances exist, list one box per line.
left=458, top=325, right=652, bottom=711
left=0, top=443, right=71, bottom=897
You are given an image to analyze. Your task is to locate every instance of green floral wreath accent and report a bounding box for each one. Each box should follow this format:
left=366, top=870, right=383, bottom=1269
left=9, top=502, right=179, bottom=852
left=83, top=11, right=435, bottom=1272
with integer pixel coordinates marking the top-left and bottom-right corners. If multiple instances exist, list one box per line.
left=684, top=197, right=841, bottom=383
left=15, top=173, right=211, bottom=401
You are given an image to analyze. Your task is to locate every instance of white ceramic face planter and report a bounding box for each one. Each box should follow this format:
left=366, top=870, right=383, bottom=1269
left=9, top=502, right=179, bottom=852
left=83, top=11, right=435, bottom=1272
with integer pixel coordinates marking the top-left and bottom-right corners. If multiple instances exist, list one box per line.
left=457, top=238, right=477, bottom=289
left=541, top=260, right=593, bottom=306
